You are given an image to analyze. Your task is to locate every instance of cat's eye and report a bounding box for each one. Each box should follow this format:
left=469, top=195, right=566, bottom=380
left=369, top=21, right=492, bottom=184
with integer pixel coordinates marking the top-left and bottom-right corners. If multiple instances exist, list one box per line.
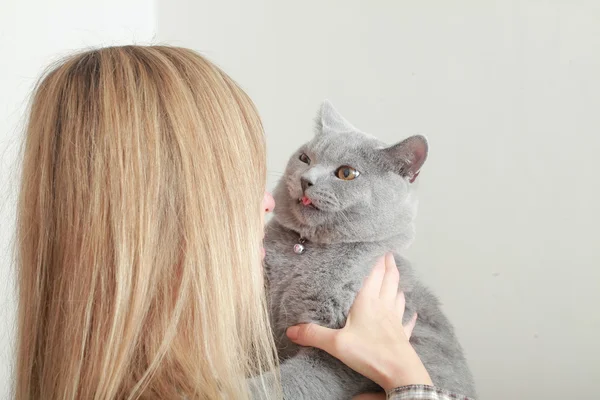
left=335, top=166, right=360, bottom=180
left=299, top=153, right=311, bottom=164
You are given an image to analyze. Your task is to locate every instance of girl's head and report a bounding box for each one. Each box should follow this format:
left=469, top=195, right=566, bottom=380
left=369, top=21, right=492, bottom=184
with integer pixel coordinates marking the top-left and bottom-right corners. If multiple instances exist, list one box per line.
left=16, top=46, right=277, bottom=399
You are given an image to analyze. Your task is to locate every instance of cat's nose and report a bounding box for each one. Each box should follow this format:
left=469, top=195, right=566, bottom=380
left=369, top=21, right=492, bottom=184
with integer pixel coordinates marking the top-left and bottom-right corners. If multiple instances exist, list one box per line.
left=300, top=178, right=313, bottom=193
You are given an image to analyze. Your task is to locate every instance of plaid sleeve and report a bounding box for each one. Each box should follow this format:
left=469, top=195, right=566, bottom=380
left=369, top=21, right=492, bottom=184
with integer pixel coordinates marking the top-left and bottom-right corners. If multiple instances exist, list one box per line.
left=387, top=385, right=474, bottom=400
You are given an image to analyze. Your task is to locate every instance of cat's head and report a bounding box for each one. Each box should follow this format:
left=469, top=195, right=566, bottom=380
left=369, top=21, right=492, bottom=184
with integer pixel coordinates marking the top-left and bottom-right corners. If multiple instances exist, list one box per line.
left=273, top=100, right=428, bottom=246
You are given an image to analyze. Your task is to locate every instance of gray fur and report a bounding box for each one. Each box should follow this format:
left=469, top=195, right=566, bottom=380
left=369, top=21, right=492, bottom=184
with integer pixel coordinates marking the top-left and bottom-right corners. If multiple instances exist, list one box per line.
left=263, top=101, right=476, bottom=399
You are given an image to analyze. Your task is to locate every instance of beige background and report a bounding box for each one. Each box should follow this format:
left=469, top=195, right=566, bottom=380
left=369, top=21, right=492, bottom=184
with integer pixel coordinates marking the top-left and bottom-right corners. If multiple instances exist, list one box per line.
left=1, top=1, right=599, bottom=398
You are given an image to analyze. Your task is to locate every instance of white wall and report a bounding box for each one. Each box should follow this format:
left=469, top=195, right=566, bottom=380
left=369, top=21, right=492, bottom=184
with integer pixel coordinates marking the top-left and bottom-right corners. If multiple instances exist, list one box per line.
left=0, top=0, right=155, bottom=396
left=2, top=0, right=599, bottom=398
left=157, top=1, right=600, bottom=399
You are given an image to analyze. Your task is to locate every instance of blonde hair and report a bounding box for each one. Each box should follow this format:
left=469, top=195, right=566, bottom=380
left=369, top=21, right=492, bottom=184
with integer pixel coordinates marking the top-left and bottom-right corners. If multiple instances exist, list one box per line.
left=16, top=46, right=278, bottom=399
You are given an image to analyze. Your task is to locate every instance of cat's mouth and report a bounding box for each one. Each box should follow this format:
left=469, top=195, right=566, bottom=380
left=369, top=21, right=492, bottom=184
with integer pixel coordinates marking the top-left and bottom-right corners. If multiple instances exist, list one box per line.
left=298, top=196, right=320, bottom=210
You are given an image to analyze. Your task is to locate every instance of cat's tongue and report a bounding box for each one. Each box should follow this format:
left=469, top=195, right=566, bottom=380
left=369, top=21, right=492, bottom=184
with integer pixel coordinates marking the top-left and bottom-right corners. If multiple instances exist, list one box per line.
left=301, top=196, right=312, bottom=206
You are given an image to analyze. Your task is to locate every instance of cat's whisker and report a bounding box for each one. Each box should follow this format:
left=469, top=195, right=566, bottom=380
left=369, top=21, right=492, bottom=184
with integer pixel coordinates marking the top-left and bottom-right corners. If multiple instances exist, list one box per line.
left=339, top=209, right=360, bottom=237
left=312, top=191, right=341, bottom=208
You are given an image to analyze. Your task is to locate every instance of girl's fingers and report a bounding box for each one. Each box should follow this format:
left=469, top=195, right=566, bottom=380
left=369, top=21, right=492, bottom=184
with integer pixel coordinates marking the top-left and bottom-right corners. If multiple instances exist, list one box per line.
left=379, top=253, right=400, bottom=304
left=286, top=323, right=338, bottom=356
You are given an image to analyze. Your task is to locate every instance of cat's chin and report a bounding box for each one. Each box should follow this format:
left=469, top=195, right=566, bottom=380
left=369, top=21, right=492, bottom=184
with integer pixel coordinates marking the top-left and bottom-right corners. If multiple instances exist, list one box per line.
left=292, top=201, right=322, bottom=221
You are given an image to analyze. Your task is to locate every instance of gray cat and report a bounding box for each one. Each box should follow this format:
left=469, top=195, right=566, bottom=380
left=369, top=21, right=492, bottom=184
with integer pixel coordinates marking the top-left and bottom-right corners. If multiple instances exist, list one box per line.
left=263, top=101, right=476, bottom=399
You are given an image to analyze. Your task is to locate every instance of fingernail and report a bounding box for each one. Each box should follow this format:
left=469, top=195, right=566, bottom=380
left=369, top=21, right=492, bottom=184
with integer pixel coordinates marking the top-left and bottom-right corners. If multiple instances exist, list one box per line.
left=286, top=326, right=299, bottom=340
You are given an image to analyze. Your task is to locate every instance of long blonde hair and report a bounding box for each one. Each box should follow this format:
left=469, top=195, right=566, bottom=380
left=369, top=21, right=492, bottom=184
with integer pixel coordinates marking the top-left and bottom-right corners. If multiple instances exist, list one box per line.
left=16, top=45, right=278, bottom=399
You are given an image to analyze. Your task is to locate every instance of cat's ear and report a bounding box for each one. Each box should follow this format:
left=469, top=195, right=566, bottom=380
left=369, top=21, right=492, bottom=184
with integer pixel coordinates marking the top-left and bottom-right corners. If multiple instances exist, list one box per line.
left=382, top=135, right=428, bottom=183
left=315, top=100, right=358, bottom=136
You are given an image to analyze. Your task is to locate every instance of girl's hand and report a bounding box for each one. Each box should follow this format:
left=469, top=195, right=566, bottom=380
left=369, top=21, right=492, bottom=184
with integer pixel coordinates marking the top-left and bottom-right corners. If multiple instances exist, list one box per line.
left=286, top=253, right=432, bottom=392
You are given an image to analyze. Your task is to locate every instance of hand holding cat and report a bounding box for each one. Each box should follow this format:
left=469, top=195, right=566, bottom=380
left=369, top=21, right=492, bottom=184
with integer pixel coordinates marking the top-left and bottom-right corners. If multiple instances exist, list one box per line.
left=286, top=253, right=432, bottom=392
